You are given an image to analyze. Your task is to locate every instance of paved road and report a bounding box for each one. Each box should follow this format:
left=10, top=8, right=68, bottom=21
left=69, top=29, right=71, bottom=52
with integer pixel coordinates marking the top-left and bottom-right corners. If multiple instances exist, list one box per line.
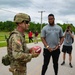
left=0, top=42, right=75, bottom=75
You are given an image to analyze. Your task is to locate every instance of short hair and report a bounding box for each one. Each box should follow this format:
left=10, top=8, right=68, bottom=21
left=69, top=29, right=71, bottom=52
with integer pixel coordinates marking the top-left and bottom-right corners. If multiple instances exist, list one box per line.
left=48, top=14, right=54, bottom=18
left=67, top=25, right=71, bottom=29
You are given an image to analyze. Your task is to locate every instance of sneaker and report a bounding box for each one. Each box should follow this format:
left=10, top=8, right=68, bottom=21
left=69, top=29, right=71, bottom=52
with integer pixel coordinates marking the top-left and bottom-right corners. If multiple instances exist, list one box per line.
left=69, top=63, right=73, bottom=68
left=61, top=61, right=65, bottom=65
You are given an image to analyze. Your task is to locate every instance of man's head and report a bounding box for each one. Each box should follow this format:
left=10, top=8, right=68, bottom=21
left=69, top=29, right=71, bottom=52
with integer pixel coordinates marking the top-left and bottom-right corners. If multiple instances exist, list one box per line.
left=14, top=13, right=31, bottom=31
left=66, top=25, right=72, bottom=32
left=48, top=14, right=55, bottom=26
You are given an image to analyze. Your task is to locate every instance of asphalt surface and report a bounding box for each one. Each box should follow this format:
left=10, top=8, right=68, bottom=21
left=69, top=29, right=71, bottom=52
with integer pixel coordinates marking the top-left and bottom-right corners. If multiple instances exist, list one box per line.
left=0, top=42, right=75, bottom=75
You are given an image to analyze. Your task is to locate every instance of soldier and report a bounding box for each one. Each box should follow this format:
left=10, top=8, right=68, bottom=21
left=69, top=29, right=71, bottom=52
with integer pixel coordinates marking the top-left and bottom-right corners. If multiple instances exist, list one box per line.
left=8, top=13, right=38, bottom=75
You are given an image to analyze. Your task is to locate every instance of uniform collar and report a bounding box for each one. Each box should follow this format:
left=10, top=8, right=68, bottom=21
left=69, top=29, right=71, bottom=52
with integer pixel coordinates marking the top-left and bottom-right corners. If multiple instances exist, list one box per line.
left=15, top=29, right=25, bottom=37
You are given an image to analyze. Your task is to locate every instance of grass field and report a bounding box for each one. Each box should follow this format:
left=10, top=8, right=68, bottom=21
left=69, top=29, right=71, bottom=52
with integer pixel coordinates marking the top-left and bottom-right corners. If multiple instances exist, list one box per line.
left=0, top=32, right=41, bottom=47
left=0, top=32, right=9, bottom=41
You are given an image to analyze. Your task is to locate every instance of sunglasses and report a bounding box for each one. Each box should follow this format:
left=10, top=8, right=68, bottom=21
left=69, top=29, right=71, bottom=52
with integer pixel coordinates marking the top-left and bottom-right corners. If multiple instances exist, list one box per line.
left=23, top=20, right=29, bottom=24
left=25, top=21, right=29, bottom=24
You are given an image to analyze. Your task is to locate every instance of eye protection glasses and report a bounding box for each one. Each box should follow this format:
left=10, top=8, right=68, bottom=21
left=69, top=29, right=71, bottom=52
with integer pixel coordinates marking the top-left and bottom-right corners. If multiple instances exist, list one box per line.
left=23, top=20, right=30, bottom=24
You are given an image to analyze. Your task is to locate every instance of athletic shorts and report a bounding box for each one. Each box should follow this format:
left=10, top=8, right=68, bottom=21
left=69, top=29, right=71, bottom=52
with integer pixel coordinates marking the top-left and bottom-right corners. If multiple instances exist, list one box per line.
left=62, top=45, right=72, bottom=54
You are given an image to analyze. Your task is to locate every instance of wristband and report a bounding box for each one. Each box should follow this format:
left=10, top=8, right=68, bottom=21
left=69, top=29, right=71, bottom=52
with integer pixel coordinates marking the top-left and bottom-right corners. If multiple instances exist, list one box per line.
left=46, top=45, right=49, bottom=48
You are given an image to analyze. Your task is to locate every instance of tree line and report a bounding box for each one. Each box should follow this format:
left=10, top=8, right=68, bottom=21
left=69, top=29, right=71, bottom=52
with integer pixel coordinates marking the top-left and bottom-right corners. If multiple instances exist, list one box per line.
left=0, top=21, right=75, bottom=33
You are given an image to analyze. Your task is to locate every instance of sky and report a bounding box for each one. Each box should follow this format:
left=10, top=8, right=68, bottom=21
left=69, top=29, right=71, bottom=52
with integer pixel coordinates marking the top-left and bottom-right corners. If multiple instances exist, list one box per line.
left=0, top=0, right=75, bottom=25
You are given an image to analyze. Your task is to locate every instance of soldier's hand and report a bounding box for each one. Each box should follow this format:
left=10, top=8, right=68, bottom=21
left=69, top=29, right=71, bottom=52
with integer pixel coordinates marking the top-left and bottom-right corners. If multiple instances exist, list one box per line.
left=32, top=53, right=39, bottom=58
left=30, top=49, right=39, bottom=57
left=30, top=46, right=41, bottom=58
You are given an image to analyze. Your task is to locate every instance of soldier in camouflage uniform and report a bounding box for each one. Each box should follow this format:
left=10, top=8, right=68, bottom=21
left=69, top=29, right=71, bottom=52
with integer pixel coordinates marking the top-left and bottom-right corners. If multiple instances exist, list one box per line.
left=8, top=13, right=38, bottom=75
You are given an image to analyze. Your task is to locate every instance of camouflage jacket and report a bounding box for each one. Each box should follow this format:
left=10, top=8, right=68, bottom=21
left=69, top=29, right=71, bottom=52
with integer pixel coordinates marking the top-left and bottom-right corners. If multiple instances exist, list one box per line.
left=8, top=29, right=32, bottom=64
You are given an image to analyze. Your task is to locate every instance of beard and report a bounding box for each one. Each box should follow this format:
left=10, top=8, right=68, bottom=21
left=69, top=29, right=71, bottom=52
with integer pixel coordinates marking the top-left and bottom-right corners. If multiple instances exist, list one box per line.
left=49, top=21, right=54, bottom=26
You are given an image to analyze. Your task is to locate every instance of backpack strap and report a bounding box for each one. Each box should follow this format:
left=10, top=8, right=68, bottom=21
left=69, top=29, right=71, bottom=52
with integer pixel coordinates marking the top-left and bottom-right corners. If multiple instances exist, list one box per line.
left=5, top=32, right=18, bottom=47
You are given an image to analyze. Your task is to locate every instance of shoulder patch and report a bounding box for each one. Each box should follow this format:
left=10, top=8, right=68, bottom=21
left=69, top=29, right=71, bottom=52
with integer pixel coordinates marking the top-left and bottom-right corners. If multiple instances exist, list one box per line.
left=16, top=40, right=21, bottom=45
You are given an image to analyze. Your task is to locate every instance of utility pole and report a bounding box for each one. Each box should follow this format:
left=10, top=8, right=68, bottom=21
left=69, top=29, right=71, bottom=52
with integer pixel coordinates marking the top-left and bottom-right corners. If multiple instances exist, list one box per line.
left=38, top=11, right=45, bottom=32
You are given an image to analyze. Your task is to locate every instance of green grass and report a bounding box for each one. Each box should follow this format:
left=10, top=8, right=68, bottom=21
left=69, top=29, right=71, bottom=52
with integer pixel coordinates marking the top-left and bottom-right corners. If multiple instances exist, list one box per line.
left=0, top=32, right=41, bottom=47
left=0, top=42, right=7, bottom=47
left=0, top=32, right=9, bottom=41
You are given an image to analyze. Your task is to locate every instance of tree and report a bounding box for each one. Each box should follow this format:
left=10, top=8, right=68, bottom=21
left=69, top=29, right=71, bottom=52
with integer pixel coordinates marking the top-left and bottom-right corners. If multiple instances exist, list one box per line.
left=0, top=21, right=75, bottom=33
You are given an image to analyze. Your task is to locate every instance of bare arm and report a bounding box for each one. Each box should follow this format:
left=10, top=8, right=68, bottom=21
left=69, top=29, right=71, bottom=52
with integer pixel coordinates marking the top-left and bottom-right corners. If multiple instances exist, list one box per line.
left=54, top=36, right=64, bottom=50
left=41, top=37, right=48, bottom=47
left=41, top=37, right=52, bottom=52
left=59, top=36, right=64, bottom=45
left=69, top=31, right=74, bottom=39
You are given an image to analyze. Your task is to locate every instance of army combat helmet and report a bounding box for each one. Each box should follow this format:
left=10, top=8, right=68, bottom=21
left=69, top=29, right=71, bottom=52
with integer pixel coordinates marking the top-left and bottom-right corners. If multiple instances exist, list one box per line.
left=14, top=13, right=31, bottom=23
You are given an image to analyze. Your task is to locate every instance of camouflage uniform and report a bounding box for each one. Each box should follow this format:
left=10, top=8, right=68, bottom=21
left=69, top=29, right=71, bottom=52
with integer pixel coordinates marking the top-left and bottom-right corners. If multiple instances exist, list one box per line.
left=8, top=13, right=32, bottom=75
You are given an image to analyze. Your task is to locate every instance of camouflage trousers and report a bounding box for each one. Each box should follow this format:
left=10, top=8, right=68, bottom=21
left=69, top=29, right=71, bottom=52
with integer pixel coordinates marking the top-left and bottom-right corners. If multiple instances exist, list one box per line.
left=12, top=70, right=26, bottom=75
left=9, top=67, right=26, bottom=75
left=9, top=62, right=27, bottom=75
